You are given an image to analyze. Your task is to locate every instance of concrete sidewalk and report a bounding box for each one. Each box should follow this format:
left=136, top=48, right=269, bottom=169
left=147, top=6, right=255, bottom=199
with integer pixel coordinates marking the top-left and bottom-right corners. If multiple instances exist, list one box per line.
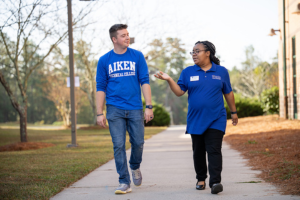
left=51, top=126, right=299, bottom=200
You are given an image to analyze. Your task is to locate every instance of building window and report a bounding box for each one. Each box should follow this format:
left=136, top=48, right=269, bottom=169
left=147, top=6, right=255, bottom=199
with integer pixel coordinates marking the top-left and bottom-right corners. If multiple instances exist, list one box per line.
left=292, top=36, right=297, bottom=119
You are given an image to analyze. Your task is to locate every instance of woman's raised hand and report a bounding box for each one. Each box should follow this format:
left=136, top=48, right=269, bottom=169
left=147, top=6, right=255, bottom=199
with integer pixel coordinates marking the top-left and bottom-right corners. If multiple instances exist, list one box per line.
left=154, top=71, right=185, bottom=96
left=154, top=71, right=171, bottom=81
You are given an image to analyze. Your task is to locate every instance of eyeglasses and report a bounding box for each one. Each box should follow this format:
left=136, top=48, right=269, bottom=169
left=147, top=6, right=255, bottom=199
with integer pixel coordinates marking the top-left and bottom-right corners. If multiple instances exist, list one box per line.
left=190, top=50, right=206, bottom=55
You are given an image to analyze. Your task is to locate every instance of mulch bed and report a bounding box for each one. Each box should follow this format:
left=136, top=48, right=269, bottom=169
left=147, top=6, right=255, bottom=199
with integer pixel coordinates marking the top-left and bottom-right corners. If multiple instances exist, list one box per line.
left=0, top=142, right=55, bottom=152
left=224, top=115, right=300, bottom=196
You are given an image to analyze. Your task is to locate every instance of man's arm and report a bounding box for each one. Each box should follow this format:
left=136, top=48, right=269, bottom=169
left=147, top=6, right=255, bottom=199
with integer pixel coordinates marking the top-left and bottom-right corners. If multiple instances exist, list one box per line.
left=224, top=91, right=238, bottom=126
left=96, top=91, right=106, bottom=127
left=141, top=84, right=154, bottom=123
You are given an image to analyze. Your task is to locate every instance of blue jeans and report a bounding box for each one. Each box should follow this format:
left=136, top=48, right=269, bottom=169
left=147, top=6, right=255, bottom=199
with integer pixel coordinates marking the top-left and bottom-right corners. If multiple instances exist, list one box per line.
left=106, top=105, right=144, bottom=184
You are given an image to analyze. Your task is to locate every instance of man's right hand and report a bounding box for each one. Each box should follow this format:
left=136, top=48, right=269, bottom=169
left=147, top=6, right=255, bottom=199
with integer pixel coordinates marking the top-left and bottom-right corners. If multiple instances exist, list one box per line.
left=97, top=115, right=107, bottom=128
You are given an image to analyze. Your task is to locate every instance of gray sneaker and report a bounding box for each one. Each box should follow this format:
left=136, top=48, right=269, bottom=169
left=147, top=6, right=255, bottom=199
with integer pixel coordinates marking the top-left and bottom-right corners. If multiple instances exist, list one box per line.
left=115, top=183, right=132, bottom=194
left=131, top=168, right=142, bottom=186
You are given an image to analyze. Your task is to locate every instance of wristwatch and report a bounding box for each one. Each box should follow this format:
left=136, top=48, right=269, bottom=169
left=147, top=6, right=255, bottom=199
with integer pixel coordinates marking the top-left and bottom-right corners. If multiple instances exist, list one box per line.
left=231, top=111, right=237, bottom=114
left=146, top=105, right=153, bottom=109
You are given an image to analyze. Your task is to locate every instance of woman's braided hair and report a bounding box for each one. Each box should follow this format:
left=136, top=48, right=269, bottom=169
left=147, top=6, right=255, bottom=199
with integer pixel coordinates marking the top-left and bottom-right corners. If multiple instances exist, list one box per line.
left=195, top=41, right=220, bottom=65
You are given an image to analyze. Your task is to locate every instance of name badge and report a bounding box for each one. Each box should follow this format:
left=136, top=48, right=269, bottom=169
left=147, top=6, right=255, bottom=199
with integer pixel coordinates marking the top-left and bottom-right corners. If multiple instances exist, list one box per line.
left=212, top=75, right=221, bottom=80
left=190, top=76, right=199, bottom=81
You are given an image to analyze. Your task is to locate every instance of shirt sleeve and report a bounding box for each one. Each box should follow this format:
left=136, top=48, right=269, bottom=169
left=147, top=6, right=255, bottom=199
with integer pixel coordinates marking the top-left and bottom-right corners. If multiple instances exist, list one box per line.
left=96, top=57, right=108, bottom=92
left=222, top=68, right=232, bottom=94
left=137, top=52, right=150, bottom=86
left=177, top=70, right=188, bottom=92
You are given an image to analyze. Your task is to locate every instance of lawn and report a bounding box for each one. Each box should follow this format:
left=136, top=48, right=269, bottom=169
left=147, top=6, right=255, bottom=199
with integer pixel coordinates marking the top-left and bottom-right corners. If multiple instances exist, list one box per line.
left=0, top=127, right=167, bottom=200
left=224, top=115, right=300, bottom=196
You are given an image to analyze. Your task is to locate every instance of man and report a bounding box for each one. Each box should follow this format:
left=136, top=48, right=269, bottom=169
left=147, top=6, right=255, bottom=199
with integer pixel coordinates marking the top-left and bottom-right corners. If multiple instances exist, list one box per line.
left=96, top=24, right=154, bottom=194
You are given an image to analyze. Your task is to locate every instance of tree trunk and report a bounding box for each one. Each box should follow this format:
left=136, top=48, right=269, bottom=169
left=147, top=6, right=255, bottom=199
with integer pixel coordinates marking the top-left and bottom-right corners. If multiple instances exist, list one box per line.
left=0, top=72, right=28, bottom=142
left=85, top=82, right=97, bottom=125
left=91, top=89, right=97, bottom=125
left=62, top=114, right=67, bottom=127
left=19, top=107, right=28, bottom=142
left=66, top=112, right=70, bottom=126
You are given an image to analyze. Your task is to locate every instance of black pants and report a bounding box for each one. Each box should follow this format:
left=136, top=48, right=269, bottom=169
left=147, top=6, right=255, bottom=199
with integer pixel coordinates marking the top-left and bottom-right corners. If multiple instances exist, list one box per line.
left=191, top=128, right=224, bottom=188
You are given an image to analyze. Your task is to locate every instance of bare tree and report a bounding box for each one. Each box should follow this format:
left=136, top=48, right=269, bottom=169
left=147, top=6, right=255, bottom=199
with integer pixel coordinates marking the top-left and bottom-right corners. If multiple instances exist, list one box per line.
left=46, top=74, right=83, bottom=127
left=231, top=46, right=272, bottom=99
left=74, top=39, right=98, bottom=124
left=146, top=38, right=187, bottom=124
left=51, top=38, right=99, bottom=125
left=0, top=0, right=96, bottom=142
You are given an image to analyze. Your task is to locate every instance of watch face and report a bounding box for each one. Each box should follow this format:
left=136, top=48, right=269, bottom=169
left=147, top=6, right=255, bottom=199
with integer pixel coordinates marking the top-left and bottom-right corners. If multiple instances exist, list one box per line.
left=147, top=105, right=153, bottom=109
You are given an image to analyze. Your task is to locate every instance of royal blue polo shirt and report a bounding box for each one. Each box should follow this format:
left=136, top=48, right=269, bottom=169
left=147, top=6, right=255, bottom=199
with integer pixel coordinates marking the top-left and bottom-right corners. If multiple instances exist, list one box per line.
left=96, top=48, right=150, bottom=110
left=177, top=62, right=232, bottom=135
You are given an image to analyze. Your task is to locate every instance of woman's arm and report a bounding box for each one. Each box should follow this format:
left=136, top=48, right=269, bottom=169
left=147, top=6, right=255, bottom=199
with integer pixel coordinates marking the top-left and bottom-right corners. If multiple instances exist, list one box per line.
left=224, top=91, right=238, bottom=126
left=154, top=71, right=185, bottom=97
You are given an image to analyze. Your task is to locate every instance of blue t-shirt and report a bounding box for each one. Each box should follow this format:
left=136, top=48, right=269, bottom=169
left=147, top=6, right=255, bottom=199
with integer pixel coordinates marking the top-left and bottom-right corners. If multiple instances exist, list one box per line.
left=177, top=62, right=232, bottom=135
left=96, top=48, right=149, bottom=110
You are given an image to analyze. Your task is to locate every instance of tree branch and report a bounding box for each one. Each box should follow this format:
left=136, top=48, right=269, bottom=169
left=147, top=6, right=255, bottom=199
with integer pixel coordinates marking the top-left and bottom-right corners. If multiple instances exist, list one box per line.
left=24, top=31, right=68, bottom=87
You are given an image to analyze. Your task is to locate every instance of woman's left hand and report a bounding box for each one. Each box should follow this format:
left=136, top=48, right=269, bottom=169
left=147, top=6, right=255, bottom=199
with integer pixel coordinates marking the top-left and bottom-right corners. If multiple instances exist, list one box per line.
left=231, top=114, right=238, bottom=126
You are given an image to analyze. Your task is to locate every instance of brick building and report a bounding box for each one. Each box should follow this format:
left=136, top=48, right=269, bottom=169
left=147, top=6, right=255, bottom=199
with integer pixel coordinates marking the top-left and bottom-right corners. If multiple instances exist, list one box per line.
left=277, top=0, right=300, bottom=119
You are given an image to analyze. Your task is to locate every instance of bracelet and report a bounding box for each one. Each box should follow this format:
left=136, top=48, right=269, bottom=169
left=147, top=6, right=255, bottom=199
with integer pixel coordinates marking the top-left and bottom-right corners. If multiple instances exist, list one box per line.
left=231, top=111, right=237, bottom=114
left=97, top=114, right=103, bottom=116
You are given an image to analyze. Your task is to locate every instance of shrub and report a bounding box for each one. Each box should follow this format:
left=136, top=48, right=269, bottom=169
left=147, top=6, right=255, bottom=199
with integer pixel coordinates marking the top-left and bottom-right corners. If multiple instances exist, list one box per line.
left=52, top=121, right=64, bottom=125
left=34, top=120, right=44, bottom=125
left=143, top=101, right=170, bottom=126
left=224, top=94, right=263, bottom=119
left=260, top=86, right=279, bottom=114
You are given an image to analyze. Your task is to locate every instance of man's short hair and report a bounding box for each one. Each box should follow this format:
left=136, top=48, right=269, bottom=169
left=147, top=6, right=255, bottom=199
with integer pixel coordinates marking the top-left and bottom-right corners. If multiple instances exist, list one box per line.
left=109, top=24, right=128, bottom=42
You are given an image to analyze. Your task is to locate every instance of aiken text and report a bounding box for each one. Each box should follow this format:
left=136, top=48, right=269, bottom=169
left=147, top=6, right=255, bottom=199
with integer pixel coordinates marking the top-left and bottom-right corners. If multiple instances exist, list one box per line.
left=109, top=61, right=136, bottom=75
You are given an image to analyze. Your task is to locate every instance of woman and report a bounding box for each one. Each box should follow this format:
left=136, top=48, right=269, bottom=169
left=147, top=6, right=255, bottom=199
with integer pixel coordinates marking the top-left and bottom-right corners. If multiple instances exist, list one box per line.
left=154, top=41, right=238, bottom=194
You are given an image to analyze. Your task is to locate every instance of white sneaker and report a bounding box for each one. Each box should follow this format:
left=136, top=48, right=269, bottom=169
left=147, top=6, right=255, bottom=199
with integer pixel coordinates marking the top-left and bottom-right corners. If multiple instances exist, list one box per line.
left=115, top=183, right=132, bottom=194
left=131, top=168, right=142, bottom=186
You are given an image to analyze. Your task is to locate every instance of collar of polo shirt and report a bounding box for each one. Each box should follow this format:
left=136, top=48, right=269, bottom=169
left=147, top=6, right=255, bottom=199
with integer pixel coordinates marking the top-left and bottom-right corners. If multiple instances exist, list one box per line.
left=194, top=62, right=217, bottom=72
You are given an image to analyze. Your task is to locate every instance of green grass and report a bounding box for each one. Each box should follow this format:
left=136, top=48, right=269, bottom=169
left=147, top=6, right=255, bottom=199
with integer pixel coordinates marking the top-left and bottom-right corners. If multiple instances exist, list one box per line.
left=249, top=151, right=274, bottom=157
left=0, top=122, right=52, bottom=127
left=0, top=127, right=166, bottom=200
left=268, top=160, right=300, bottom=181
left=247, top=140, right=257, bottom=144
left=237, top=181, right=262, bottom=183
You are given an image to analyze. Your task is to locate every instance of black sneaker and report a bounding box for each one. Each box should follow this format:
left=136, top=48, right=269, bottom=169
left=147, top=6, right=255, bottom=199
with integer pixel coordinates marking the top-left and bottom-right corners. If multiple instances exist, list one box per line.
left=211, top=183, right=223, bottom=194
